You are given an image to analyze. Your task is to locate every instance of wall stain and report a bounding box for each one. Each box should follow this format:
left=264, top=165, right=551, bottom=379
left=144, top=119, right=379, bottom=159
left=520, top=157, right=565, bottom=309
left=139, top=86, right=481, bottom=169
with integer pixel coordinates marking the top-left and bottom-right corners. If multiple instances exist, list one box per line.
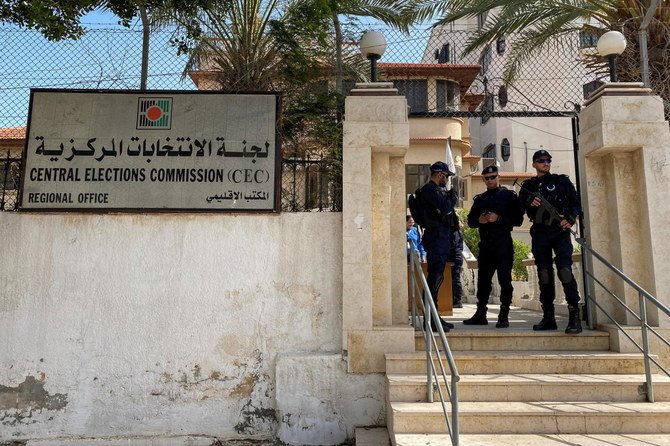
left=0, top=375, right=68, bottom=426
left=234, top=400, right=277, bottom=435
left=230, top=374, right=258, bottom=398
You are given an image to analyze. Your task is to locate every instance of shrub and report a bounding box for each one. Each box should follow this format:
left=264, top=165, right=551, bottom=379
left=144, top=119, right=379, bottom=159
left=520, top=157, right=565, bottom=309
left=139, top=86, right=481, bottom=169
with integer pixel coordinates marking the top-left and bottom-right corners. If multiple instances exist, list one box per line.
left=457, top=208, right=480, bottom=257
left=458, top=208, right=530, bottom=281
left=512, top=240, right=531, bottom=281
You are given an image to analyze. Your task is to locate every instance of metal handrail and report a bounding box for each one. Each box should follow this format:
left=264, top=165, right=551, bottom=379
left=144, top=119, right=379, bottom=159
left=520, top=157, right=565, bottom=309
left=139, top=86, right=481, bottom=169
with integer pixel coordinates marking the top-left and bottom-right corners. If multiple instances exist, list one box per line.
left=407, top=240, right=460, bottom=445
left=575, top=235, right=670, bottom=402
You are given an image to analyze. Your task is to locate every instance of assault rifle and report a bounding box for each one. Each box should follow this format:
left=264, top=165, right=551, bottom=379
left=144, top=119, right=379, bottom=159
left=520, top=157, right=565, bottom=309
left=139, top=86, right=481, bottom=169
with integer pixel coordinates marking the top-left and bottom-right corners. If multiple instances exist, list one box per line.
left=513, top=178, right=577, bottom=236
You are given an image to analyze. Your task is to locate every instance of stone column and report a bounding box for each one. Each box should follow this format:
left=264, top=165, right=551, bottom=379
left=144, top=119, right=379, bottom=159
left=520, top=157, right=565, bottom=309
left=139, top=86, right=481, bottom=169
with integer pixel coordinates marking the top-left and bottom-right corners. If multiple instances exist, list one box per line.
left=579, top=83, right=670, bottom=327
left=342, top=83, right=414, bottom=372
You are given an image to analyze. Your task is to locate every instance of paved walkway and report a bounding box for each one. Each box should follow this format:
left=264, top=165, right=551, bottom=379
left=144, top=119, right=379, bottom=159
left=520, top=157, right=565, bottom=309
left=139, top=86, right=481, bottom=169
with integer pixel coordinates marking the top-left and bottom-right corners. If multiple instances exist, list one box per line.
left=442, top=303, right=586, bottom=332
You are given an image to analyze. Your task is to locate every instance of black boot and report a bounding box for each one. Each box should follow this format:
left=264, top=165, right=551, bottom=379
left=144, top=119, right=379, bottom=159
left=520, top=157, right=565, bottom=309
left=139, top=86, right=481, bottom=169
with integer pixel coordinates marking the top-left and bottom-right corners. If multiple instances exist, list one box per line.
left=496, top=305, right=510, bottom=328
left=424, top=317, right=451, bottom=333
left=463, top=306, right=488, bottom=325
left=453, top=297, right=463, bottom=309
left=533, top=304, right=557, bottom=331
left=565, top=305, right=583, bottom=334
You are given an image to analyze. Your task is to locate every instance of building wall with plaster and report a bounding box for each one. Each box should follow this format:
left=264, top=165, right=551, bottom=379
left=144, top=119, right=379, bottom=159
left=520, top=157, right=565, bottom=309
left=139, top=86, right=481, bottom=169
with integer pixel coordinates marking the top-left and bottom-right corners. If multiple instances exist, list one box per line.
left=0, top=212, right=383, bottom=444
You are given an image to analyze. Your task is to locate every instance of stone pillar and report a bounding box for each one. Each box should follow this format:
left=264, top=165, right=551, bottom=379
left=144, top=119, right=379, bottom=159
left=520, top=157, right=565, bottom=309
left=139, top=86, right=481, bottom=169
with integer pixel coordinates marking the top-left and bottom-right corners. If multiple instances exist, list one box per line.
left=371, top=152, right=392, bottom=326
left=579, top=83, right=670, bottom=327
left=342, top=83, right=415, bottom=372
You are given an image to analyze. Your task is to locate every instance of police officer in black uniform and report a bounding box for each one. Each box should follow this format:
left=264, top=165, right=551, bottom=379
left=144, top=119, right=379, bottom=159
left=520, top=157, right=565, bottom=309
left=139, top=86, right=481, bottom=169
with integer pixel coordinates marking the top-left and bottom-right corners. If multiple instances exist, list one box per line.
left=519, top=149, right=583, bottom=334
left=447, top=214, right=464, bottom=309
left=420, top=161, right=458, bottom=332
left=464, top=165, right=524, bottom=327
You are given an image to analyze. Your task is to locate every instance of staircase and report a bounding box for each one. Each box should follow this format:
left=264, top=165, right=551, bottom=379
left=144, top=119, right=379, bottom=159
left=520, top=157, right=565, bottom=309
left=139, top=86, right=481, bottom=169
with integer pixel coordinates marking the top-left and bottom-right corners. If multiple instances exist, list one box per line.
left=385, top=305, right=670, bottom=446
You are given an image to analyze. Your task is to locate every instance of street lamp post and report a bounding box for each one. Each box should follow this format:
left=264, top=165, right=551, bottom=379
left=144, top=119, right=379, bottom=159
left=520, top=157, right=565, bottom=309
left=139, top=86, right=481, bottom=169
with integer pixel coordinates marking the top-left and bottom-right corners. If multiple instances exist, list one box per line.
left=596, top=31, right=627, bottom=82
left=359, top=30, right=387, bottom=82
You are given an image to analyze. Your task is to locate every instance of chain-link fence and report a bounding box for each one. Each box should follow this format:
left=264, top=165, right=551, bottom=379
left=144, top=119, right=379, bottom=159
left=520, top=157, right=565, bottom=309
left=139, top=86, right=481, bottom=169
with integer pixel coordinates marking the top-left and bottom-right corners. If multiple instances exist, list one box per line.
left=1, top=25, right=603, bottom=127
left=0, top=26, right=194, bottom=129
left=281, top=156, right=341, bottom=212
left=377, top=27, right=592, bottom=117
left=0, top=23, right=629, bottom=213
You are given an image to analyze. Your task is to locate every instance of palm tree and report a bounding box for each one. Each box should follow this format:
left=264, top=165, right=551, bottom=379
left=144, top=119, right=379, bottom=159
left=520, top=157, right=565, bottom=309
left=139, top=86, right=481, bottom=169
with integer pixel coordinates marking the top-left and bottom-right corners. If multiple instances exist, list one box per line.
left=324, top=0, right=416, bottom=94
left=176, top=0, right=286, bottom=92
left=409, top=0, right=670, bottom=118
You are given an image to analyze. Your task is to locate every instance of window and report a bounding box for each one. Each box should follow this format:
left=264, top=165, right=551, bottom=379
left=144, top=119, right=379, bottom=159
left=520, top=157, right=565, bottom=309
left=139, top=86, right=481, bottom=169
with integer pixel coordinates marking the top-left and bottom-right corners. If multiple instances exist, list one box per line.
left=394, top=80, right=428, bottom=113
left=477, top=11, right=488, bottom=29
left=482, top=143, right=496, bottom=159
left=405, top=164, right=430, bottom=196
left=501, top=138, right=511, bottom=161
left=435, top=43, right=450, bottom=64
left=496, top=37, right=506, bottom=54
left=579, top=30, right=599, bottom=48
left=436, top=80, right=460, bottom=112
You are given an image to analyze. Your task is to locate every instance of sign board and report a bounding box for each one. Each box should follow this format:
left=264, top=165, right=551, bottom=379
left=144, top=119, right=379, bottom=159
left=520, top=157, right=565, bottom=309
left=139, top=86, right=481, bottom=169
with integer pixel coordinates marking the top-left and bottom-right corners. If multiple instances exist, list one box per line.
left=19, top=90, right=281, bottom=211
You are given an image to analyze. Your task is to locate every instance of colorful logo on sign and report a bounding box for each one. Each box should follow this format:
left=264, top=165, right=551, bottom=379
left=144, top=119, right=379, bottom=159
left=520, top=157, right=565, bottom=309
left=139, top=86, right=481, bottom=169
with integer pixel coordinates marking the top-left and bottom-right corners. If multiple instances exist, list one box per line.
left=137, top=97, right=172, bottom=129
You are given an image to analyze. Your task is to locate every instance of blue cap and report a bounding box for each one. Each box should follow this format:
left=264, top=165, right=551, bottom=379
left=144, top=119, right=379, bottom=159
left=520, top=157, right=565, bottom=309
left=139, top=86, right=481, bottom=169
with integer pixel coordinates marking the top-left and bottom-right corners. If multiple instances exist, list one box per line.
left=482, top=165, right=498, bottom=175
left=532, top=149, right=552, bottom=162
left=430, top=161, right=454, bottom=175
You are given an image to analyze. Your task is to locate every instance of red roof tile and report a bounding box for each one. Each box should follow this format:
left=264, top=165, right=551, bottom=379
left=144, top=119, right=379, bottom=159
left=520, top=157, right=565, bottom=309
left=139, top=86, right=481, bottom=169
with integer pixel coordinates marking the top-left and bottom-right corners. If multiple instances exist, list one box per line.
left=0, top=126, right=26, bottom=140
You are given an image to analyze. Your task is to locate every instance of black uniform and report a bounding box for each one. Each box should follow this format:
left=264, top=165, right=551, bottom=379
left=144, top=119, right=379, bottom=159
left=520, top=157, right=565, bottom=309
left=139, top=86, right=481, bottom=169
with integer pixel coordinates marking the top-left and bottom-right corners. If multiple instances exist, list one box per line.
left=519, top=173, right=582, bottom=307
left=446, top=212, right=464, bottom=307
left=468, top=187, right=524, bottom=308
left=419, top=180, right=458, bottom=316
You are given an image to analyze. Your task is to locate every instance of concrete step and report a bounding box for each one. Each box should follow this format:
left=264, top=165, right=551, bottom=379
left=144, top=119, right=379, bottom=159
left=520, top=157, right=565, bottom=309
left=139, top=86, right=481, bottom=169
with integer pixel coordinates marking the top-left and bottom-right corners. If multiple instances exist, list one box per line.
left=416, top=329, right=611, bottom=352
left=386, top=351, right=648, bottom=375
left=394, top=433, right=670, bottom=446
left=355, top=426, right=390, bottom=446
left=389, top=401, right=670, bottom=434
left=387, top=373, right=670, bottom=402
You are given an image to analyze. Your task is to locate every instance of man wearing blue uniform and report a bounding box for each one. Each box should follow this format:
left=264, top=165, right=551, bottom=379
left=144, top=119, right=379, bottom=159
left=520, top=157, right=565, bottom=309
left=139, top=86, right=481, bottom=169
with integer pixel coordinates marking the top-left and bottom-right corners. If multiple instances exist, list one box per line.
left=519, top=149, right=583, bottom=334
left=419, top=161, right=458, bottom=332
left=464, top=165, right=524, bottom=327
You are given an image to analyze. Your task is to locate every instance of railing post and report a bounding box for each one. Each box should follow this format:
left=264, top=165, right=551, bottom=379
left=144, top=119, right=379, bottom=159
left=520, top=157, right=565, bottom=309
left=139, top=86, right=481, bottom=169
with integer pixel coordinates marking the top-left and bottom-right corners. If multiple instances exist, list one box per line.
left=424, top=271, right=434, bottom=403
left=638, top=291, right=655, bottom=402
left=579, top=239, right=597, bottom=330
left=451, top=375, right=459, bottom=446
left=409, top=254, right=418, bottom=328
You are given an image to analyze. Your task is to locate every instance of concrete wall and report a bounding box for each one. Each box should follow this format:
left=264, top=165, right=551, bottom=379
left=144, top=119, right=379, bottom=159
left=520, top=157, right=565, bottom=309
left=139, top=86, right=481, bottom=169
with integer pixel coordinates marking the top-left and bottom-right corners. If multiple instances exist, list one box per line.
left=0, top=212, right=381, bottom=444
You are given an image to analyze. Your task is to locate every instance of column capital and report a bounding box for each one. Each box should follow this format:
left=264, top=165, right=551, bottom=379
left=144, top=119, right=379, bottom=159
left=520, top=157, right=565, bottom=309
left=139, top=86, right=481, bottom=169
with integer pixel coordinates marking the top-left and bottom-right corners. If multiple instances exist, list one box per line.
left=349, top=82, right=398, bottom=96
left=584, top=82, right=652, bottom=106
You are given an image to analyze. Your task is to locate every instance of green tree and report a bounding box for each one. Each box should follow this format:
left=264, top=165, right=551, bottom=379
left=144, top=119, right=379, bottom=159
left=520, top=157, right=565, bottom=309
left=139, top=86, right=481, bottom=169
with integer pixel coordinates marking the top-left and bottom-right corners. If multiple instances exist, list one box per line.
left=1, top=0, right=121, bottom=40
left=409, top=0, right=670, bottom=118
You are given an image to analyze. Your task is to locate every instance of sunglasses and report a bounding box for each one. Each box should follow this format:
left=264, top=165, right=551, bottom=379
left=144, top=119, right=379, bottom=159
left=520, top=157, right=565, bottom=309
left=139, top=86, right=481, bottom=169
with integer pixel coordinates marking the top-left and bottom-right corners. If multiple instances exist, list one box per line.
left=483, top=175, right=498, bottom=181
left=535, top=158, right=552, bottom=164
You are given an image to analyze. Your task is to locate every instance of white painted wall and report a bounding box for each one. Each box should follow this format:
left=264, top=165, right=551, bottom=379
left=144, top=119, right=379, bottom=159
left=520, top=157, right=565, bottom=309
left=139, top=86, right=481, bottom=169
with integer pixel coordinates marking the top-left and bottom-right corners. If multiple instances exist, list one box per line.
left=0, top=212, right=378, bottom=444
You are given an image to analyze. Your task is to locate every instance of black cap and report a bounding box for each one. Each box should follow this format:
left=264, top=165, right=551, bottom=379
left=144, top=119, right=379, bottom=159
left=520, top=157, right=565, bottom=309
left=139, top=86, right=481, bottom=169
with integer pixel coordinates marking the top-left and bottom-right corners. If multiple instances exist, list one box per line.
left=481, top=165, right=498, bottom=176
left=532, top=149, right=552, bottom=162
left=430, top=161, right=454, bottom=176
